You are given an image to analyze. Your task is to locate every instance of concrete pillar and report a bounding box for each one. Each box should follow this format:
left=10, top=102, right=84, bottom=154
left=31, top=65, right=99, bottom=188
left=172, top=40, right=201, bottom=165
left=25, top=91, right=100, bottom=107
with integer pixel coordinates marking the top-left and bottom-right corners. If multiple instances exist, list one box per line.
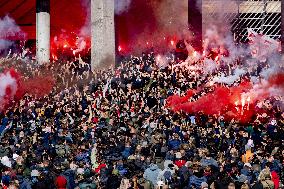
left=91, top=0, right=115, bottom=70
left=281, top=0, right=284, bottom=52
left=36, top=0, right=50, bottom=64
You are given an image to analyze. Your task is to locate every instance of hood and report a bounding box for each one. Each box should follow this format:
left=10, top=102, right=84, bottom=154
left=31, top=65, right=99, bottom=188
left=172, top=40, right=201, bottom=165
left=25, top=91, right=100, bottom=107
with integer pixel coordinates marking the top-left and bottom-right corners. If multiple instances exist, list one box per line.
left=149, top=164, right=159, bottom=171
left=191, top=175, right=207, bottom=182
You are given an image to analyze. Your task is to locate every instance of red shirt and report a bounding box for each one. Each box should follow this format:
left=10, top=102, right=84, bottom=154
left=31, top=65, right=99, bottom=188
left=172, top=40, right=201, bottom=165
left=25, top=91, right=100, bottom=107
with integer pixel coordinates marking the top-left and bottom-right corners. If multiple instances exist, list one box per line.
left=56, top=175, right=67, bottom=189
left=271, top=171, right=280, bottom=189
left=95, top=163, right=107, bottom=174
left=174, top=160, right=186, bottom=168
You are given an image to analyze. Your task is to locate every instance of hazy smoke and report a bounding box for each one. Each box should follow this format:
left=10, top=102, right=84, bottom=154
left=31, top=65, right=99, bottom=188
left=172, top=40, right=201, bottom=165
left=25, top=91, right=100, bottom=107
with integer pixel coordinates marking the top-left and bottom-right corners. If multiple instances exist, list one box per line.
left=0, top=69, right=19, bottom=109
left=79, top=0, right=91, bottom=37
left=202, top=58, right=218, bottom=74
left=0, top=16, right=25, bottom=39
left=79, top=0, right=132, bottom=37
left=0, top=40, right=13, bottom=51
left=115, top=0, right=132, bottom=14
left=152, top=0, right=189, bottom=38
left=242, top=73, right=284, bottom=103
left=0, top=16, right=26, bottom=53
left=213, top=68, right=246, bottom=85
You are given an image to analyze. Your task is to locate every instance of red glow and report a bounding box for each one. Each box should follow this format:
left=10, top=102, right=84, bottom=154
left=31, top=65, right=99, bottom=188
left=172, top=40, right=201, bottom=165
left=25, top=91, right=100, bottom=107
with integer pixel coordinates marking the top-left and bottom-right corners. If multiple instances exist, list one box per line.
left=50, top=31, right=90, bottom=59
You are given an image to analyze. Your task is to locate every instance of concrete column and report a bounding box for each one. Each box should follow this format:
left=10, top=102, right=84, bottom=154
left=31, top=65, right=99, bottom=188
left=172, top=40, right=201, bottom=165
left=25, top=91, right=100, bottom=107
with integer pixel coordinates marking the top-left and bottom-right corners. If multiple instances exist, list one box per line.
left=36, top=0, right=50, bottom=64
left=91, top=0, right=115, bottom=70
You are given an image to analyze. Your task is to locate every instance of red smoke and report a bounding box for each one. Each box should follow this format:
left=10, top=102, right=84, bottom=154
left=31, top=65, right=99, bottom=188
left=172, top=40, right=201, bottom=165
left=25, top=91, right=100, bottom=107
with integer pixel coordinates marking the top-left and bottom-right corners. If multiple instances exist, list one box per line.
left=268, top=73, right=284, bottom=89
left=245, top=72, right=284, bottom=103
left=0, top=69, right=20, bottom=110
left=167, top=90, right=196, bottom=108
left=0, top=69, right=55, bottom=111
left=19, top=76, right=55, bottom=98
left=51, top=31, right=90, bottom=60
left=166, top=81, right=255, bottom=122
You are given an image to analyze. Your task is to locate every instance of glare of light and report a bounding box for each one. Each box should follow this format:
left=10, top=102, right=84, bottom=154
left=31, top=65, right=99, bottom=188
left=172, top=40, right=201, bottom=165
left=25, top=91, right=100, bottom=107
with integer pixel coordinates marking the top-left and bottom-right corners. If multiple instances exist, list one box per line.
left=247, top=96, right=251, bottom=110
left=235, top=101, right=239, bottom=112
left=235, top=101, right=239, bottom=106
left=170, top=40, right=174, bottom=46
left=63, top=44, right=68, bottom=48
left=52, top=54, right=58, bottom=60
left=215, top=56, right=219, bottom=61
left=118, top=46, right=122, bottom=52
left=163, top=37, right=166, bottom=40
left=73, top=50, right=76, bottom=55
left=193, top=51, right=197, bottom=57
left=157, top=55, right=161, bottom=61
left=241, top=97, right=245, bottom=108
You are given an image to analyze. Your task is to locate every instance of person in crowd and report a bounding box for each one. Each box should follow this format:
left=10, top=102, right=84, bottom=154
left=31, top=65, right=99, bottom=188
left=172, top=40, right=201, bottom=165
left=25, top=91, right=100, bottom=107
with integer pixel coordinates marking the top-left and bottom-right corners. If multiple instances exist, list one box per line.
left=0, top=48, right=283, bottom=189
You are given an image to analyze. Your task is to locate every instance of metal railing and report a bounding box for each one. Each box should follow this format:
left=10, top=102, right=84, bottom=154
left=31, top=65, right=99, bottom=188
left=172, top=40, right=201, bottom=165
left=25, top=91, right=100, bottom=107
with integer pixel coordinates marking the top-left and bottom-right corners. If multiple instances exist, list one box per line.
left=202, top=0, right=281, bottom=42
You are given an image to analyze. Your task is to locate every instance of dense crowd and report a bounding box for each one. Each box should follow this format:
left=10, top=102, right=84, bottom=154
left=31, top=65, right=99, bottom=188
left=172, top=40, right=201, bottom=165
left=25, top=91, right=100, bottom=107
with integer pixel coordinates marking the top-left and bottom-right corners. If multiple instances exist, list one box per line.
left=0, top=49, right=283, bottom=189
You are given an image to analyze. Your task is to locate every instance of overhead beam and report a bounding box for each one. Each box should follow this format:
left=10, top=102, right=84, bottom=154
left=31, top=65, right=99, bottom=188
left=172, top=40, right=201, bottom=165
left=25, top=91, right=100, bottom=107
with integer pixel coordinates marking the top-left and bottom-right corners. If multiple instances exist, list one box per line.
left=11, top=0, right=35, bottom=21
left=0, top=0, right=25, bottom=16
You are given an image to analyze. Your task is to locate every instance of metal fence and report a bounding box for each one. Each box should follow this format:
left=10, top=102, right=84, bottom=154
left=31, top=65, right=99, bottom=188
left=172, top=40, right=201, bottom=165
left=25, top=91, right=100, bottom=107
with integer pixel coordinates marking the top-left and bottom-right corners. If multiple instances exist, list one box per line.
left=202, top=0, right=281, bottom=42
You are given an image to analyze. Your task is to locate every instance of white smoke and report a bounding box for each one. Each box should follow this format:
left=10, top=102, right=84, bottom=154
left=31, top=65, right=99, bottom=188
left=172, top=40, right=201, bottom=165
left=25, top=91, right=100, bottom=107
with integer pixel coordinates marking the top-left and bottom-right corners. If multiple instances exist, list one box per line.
left=242, top=77, right=283, bottom=103
left=155, top=54, right=172, bottom=68
left=259, top=53, right=283, bottom=80
left=248, top=29, right=280, bottom=62
left=0, top=16, right=25, bottom=39
left=0, top=70, right=18, bottom=109
left=0, top=40, right=13, bottom=51
left=73, top=37, right=87, bottom=55
left=0, top=16, right=26, bottom=53
left=79, top=0, right=132, bottom=37
left=213, top=68, right=246, bottom=85
left=202, top=58, right=218, bottom=74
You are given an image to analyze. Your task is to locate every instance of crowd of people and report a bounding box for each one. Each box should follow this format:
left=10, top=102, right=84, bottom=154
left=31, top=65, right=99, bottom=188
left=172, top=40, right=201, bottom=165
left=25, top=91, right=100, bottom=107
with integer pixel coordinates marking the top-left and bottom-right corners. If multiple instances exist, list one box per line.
left=0, top=46, right=283, bottom=189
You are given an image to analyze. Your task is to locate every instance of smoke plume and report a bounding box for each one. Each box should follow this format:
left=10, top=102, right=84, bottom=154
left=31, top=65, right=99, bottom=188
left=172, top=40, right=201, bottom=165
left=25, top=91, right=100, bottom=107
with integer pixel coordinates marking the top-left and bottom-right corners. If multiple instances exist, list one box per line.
left=0, top=16, right=26, bottom=54
left=0, top=69, right=20, bottom=110
left=115, top=0, right=132, bottom=14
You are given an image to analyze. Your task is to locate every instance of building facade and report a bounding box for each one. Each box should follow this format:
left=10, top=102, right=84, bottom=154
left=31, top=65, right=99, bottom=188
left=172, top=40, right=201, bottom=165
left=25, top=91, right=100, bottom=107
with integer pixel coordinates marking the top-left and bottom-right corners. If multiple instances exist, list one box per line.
left=202, top=0, right=281, bottom=43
